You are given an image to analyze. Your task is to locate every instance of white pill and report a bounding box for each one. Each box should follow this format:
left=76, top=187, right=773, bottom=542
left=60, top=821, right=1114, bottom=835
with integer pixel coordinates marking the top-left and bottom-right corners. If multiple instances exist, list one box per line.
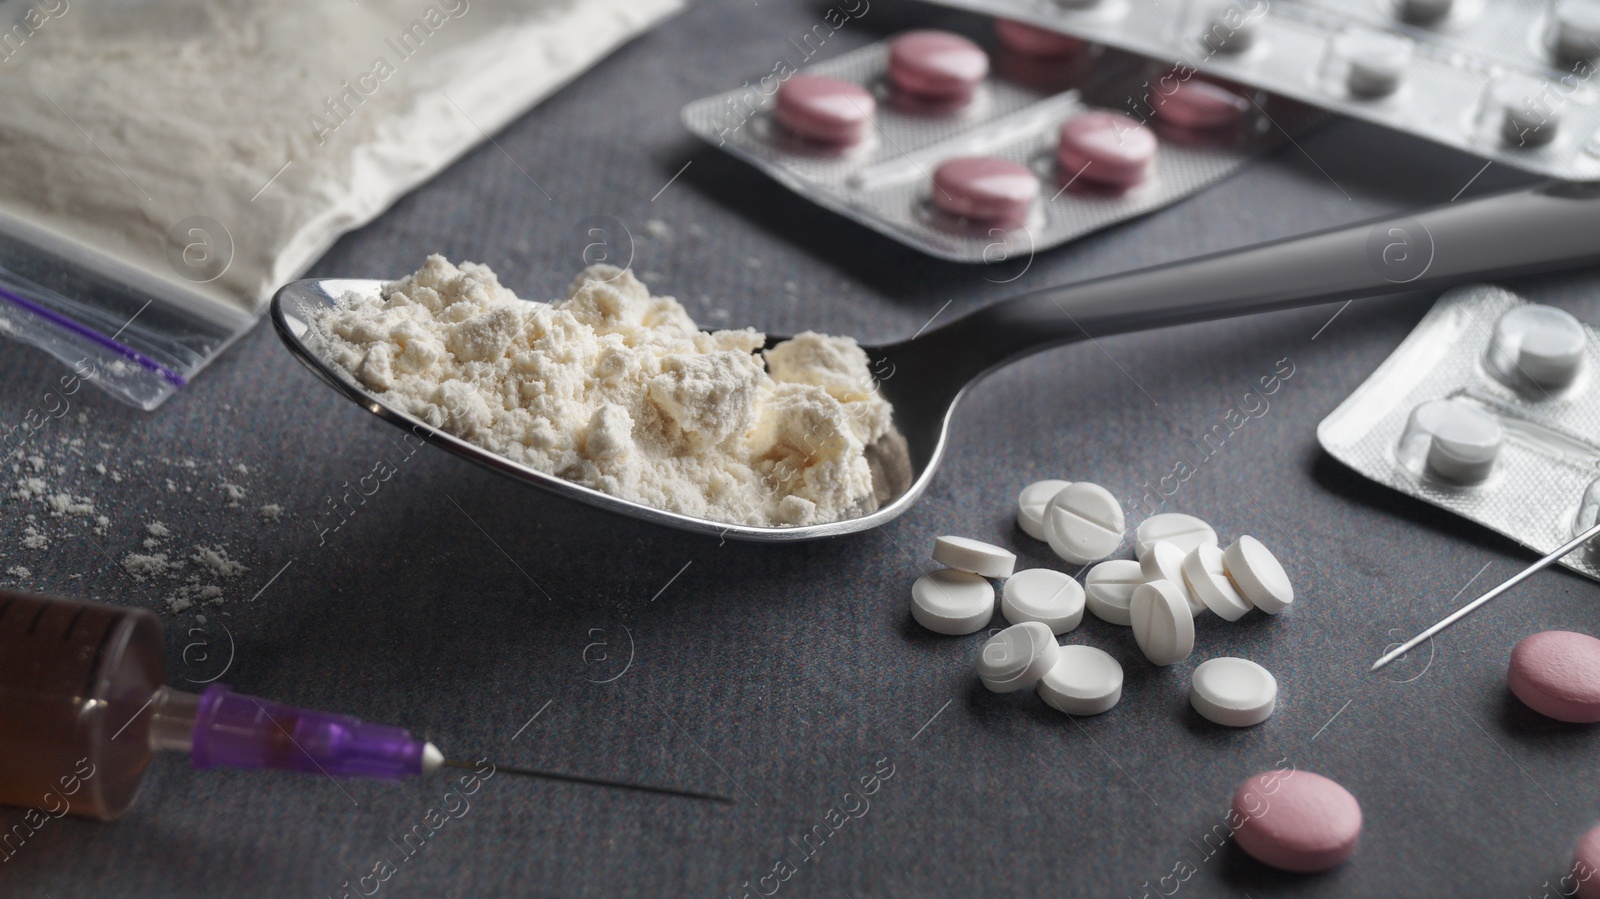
left=1408, top=398, right=1504, bottom=484
left=911, top=568, right=995, bottom=635
left=1488, top=305, right=1587, bottom=389
left=1222, top=536, right=1293, bottom=615
left=1017, top=479, right=1072, bottom=541
left=1140, top=541, right=1207, bottom=616
left=1204, top=4, right=1263, bottom=54
left=1182, top=544, right=1253, bottom=621
left=976, top=621, right=1062, bottom=693
left=1084, top=559, right=1143, bottom=626
left=1002, top=568, right=1085, bottom=634
left=1555, top=1, right=1600, bottom=61
left=1046, top=482, right=1125, bottom=565
left=933, top=535, right=1017, bottom=578
left=1337, top=31, right=1412, bottom=98
left=1038, top=644, right=1123, bottom=716
left=1497, top=79, right=1560, bottom=146
left=1190, top=657, right=1277, bottom=727
left=1134, top=513, right=1219, bottom=560
left=1130, top=579, right=1196, bottom=667
left=1397, top=0, right=1452, bottom=24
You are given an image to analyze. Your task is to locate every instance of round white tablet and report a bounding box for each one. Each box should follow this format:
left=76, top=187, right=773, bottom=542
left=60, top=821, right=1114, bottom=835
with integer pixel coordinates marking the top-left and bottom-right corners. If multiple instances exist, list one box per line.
left=975, top=621, right=1062, bottom=693
left=1038, top=644, right=1123, bottom=716
left=933, top=535, right=1017, bottom=578
left=1084, top=559, right=1143, bottom=626
left=911, top=568, right=995, bottom=635
left=1190, top=657, right=1277, bottom=727
left=1555, top=0, right=1600, bottom=61
left=1402, top=398, right=1504, bottom=484
left=1182, top=544, right=1253, bottom=621
left=1336, top=30, right=1412, bottom=98
left=1497, top=79, right=1560, bottom=146
left=1222, top=536, right=1293, bottom=614
left=1130, top=579, right=1196, bottom=667
left=1488, top=305, right=1587, bottom=389
left=1140, top=541, right=1206, bottom=616
left=1046, top=482, right=1125, bottom=565
left=1017, top=479, right=1072, bottom=541
left=1134, top=513, right=1219, bottom=560
left=1002, top=568, right=1085, bottom=634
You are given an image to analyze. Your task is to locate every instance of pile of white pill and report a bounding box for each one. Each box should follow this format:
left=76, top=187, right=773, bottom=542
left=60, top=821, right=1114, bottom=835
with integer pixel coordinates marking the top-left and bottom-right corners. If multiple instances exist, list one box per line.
left=908, top=480, right=1295, bottom=726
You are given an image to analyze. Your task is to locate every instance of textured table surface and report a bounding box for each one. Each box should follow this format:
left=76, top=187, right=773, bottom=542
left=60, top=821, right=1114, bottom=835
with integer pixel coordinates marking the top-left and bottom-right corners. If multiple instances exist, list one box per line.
left=3, top=1, right=1597, bottom=897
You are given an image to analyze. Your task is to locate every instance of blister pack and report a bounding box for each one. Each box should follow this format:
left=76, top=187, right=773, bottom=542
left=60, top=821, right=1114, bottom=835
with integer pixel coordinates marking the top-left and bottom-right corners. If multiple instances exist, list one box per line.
left=1318, top=284, right=1600, bottom=581
left=681, top=29, right=1323, bottom=262
left=918, top=0, right=1600, bottom=181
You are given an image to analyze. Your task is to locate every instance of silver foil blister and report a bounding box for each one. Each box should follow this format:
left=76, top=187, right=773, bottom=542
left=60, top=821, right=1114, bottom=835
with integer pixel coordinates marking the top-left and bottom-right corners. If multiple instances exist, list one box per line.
left=919, top=0, right=1600, bottom=181
left=1318, top=284, right=1600, bottom=581
left=680, top=39, right=1323, bottom=262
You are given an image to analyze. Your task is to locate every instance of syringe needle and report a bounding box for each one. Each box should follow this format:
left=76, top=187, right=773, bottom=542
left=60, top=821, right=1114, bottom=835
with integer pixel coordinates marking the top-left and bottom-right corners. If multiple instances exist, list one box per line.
left=442, top=758, right=734, bottom=804
left=1371, top=519, right=1600, bottom=672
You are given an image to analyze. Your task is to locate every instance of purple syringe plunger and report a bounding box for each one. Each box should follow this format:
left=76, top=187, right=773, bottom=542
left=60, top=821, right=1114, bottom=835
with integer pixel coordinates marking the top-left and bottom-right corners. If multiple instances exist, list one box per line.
left=188, top=684, right=442, bottom=780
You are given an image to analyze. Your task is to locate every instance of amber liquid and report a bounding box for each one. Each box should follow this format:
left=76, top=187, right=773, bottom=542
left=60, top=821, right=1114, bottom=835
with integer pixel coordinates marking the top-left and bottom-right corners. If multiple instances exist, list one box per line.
left=0, top=591, right=165, bottom=822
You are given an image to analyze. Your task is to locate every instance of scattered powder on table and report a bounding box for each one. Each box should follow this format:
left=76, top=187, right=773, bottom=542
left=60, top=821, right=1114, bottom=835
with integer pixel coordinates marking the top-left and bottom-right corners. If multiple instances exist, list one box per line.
left=259, top=504, right=284, bottom=521
left=11, top=478, right=46, bottom=500
left=5, top=566, right=29, bottom=578
left=191, top=546, right=246, bottom=579
left=45, top=493, right=94, bottom=517
left=21, top=527, right=48, bottom=550
left=220, top=482, right=247, bottom=506
left=123, top=553, right=179, bottom=581
left=309, top=257, right=895, bottom=527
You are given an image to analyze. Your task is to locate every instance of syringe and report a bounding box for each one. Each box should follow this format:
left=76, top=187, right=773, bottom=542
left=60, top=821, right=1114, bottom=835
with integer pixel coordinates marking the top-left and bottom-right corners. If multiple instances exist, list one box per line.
left=0, top=590, right=728, bottom=820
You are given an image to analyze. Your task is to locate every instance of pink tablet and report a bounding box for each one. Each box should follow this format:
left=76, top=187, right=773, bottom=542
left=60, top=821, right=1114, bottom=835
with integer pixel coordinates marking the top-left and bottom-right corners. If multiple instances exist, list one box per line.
left=1150, top=80, right=1251, bottom=130
left=1056, top=111, right=1157, bottom=190
left=1232, top=770, right=1361, bottom=873
left=1574, top=825, right=1600, bottom=898
left=888, top=31, right=989, bottom=102
left=931, top=156, right=1038, bottom=224
left=1508, top=630, right=1600, bottom=723
left=775, top=75, right=875, bottom=145
left=994, top=18, right=1085, bottom=58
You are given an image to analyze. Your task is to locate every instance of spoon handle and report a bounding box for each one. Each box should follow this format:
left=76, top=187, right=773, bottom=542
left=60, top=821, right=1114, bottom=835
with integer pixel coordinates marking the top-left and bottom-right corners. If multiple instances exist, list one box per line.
left=905, top=182, right=1600, bottom=384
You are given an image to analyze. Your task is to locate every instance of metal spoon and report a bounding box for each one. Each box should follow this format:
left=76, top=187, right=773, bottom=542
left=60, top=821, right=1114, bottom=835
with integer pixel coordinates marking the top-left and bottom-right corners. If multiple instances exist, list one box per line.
left=274, top=181, right=1600, bottom=543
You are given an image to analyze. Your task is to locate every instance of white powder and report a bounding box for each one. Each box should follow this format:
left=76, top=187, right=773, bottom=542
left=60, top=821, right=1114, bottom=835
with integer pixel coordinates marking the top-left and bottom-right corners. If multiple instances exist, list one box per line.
left=259, top=504, right=284, bottom=521
left=6, top=566, right=30, bottom=579
left=309, top=257, right=896, bottom=526
left=190, top=546, right=246, bottom=579
left=21, top=528, right=47, bottom=550
left=0, top=0, right=683, bottom=320
left=45, top=493, right=93, bottom=517
left=123, top=553, right=179, bottom=581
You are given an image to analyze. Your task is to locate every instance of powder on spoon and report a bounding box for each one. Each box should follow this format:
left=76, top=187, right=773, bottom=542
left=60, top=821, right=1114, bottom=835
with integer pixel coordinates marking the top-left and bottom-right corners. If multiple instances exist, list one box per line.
left=308, top=257, right=896, bottom=527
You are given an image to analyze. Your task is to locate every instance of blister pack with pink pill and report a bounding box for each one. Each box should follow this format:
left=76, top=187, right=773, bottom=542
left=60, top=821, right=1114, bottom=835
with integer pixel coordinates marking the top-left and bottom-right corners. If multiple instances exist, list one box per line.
left=680, top=28, right=1324, bottom=261
left=1319, top=284, right=1600, bottom=581
left=920, top=0, right=1600, bottom=181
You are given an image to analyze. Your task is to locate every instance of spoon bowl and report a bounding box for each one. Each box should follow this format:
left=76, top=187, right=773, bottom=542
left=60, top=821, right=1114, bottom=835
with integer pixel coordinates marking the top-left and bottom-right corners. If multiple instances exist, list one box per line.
left=274, top=182, right=1600, bottom=541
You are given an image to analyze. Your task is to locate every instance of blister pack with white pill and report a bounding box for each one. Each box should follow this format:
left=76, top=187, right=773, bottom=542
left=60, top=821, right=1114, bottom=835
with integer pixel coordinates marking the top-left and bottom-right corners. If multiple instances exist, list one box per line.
left=918, top=0, right=1600, bottom=181
left=1318, top=284, right=1600, bottom=581
left=680, top=29, right=1323, bottom=261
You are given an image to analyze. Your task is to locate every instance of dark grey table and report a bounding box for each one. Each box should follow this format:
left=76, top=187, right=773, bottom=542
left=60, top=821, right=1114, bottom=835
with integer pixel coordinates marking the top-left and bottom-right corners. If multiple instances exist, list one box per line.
left=3, top=1, right=1596, bottom=896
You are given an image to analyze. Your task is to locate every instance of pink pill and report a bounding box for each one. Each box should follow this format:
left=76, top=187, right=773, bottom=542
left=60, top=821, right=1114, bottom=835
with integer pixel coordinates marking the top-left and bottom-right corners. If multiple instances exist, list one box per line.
left=931, top=156, right=1038, bottom=224
left=994, top=18, right=1085, bottom=58
left=1573, top=825, right=1600, bottom=898
left=889, top=30, right=989, bottom=102
left=1508, top=630, right=1600, bottom=723
left=775, top=75, right=875, bottom=145
left=1150, top=80, right=1251, bottom=130
left=1232, top=770, right=1362, bottom=873
left=1056, top=111, right=1157, bottom=190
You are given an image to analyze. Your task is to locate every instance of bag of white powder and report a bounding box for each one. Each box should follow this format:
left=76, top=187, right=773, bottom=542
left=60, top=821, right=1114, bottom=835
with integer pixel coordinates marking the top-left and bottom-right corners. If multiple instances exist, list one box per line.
left=0, top=0, right=680, bottom=408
